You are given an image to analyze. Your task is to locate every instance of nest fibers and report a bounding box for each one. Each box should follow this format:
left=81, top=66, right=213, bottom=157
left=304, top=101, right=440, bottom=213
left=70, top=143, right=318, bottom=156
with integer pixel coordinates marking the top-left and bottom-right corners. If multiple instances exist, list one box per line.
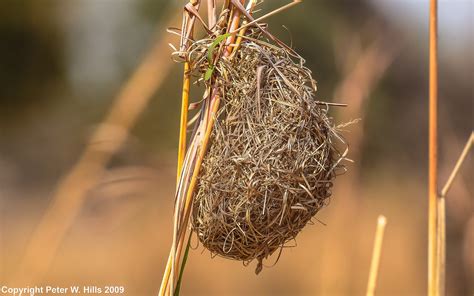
left=189, top=32, right=348, bottom=274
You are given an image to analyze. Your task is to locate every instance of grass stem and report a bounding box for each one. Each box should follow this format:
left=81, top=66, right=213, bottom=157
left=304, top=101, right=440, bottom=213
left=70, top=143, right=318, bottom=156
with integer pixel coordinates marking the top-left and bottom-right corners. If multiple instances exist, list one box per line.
left=434, top=133, right=473, bottom=296
left=437, top=197, right=446, bottom=296
left=366, top=215, right=387, bottom=296
left=159, top=62, right=192, bottom=296
left=440, top=133, right=473, bottom=198
left=428, top=0, right=439, bottom=295
left=177, top=63, right=191, bottom=183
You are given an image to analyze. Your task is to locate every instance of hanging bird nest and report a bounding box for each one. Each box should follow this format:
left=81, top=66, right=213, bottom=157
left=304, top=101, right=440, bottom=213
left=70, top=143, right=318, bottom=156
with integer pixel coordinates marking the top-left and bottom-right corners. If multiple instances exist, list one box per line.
left=186, top=27, right=348, bottom=273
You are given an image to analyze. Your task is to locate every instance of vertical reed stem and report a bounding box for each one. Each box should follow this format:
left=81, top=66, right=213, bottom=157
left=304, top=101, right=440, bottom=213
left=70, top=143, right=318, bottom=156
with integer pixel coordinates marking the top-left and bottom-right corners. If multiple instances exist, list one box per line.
left=177, top=62, right=191, bottom=183
left=428, top=0, right=439, bottom=295
left=159, top=62, right=191, bottom=296
left=366, top=215, right=387, bottom=296
left=437, top=197, right=446, bottom=296
left=162, top=2, right=244, bottom=294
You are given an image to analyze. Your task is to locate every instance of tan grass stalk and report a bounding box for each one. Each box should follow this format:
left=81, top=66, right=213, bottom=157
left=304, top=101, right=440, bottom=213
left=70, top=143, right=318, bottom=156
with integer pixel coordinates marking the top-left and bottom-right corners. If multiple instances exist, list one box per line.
left=440, top=133, right=473, bottom=198
left=428, top=0, right=439, bottom=295
left=161, top=2, right=245, bottom=294
left=160, top=2, right=203, bottom=293
left=177, top=62, right=191, bottom=183
left=366, top=215, right=387, bottom=296
left=169, top=4, right=244, bottom=289
left=171, top=2, right=202, bottom=292
left=159, top=62, right=192, bottom=296
left=225, top=0, right=246, bottom=55
left=165, top=95, right=221, bottom=296
left=230, top=0, right=257, bottom=57
left=436, top=133, right=473, bottom=295
left=207, top=0, right=217, bottom=29
left=437, top=197, right=446, bottom=296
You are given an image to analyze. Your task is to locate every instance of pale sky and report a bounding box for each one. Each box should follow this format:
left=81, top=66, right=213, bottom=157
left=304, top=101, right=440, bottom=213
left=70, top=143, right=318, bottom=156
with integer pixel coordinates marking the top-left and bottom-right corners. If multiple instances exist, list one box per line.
left=371, top=0, right=473, bottom=62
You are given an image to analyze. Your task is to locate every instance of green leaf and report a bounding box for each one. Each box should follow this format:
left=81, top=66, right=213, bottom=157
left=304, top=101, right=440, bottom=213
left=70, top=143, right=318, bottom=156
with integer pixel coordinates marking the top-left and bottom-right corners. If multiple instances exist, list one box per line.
left=203, top=33, right=232, bottom=81
left=173, top=234, right=193, bottom=296
left=207, top=33, right=231, bottom=63
left=204, top=66, right=215, bottom=81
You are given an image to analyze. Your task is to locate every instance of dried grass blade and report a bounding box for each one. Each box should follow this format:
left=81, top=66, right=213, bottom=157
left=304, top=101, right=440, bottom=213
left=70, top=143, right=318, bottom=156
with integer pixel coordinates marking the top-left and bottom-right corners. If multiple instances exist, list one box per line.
left=229, top=0, right=301, bottom=56
left=440, top=132, right=473, bottom=198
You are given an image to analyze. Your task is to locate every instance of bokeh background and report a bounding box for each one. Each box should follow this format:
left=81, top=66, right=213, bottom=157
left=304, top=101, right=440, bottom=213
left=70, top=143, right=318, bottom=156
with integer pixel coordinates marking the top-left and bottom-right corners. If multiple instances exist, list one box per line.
left=0, top=0, right=472, bottom=295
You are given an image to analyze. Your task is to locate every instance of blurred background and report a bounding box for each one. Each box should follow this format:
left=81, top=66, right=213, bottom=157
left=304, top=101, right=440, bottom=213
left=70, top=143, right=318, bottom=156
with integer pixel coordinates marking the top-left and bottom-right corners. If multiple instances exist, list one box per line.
left=0, top=0, right=472, bottom=295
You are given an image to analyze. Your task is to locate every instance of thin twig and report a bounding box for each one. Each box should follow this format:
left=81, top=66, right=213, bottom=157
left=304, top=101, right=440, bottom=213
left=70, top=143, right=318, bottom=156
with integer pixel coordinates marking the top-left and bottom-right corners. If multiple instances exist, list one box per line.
left=440, top=133, right=473, bottom=198
left=366, top=215, right=387, bottom=296
left=228, top=0, right=300, bottom=56
left=230, top=0, right=301, bottom=34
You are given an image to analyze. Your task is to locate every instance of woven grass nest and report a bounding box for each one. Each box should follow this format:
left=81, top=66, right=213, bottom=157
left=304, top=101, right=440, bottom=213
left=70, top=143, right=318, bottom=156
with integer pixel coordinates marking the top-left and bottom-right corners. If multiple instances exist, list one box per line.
left=188, top=29, right=348, bottom=274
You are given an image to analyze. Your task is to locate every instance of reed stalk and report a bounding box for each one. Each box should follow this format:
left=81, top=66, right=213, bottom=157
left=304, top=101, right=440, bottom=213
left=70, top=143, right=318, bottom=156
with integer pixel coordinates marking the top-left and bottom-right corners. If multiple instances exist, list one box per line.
left=160, top=2, right=247, bottom=294
left=428, top=0, right=439, bottom=295
left=366, top=215, right=387, bottom=296
left=437, top=197, right=445, bottom=296
left=170, top=2, right=244, bottom=287
left=436, top=133, right=473, bottom=295
left=159, top=62, right=192, bottom=296
left=177, top=62, right=191, bottom=183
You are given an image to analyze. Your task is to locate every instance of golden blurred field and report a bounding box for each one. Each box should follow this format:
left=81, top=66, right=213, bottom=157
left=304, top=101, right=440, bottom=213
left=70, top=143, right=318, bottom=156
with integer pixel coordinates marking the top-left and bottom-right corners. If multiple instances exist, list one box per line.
left=2, top=165, right=428, bottom=295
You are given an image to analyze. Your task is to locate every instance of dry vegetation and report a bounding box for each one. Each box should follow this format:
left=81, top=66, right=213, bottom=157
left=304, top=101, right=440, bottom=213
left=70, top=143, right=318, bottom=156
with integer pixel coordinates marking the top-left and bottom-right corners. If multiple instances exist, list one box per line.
left=2, top=1, right=472, bottom=296
left=192, top=37, right=346, bottom=271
